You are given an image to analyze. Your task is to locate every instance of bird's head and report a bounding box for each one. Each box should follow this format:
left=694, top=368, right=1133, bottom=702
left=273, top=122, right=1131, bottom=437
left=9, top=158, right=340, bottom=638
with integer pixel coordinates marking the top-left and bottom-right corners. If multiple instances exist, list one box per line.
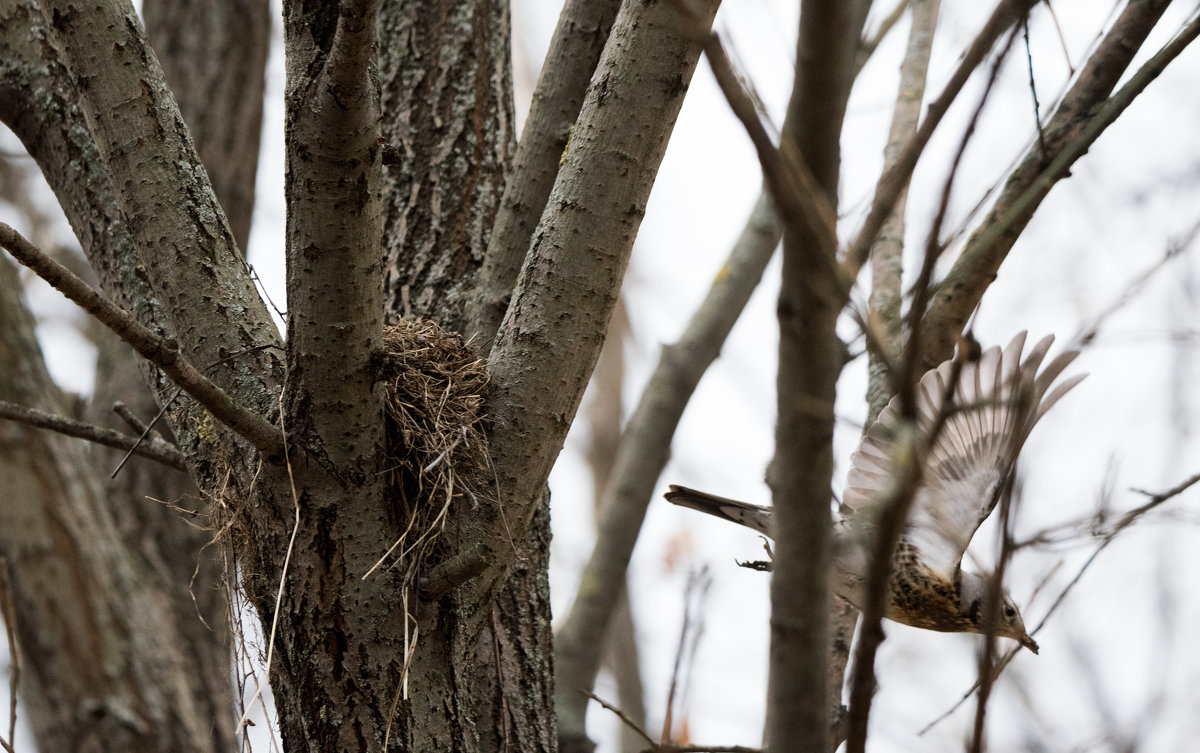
left=961, top=572, right=1039, bottom=654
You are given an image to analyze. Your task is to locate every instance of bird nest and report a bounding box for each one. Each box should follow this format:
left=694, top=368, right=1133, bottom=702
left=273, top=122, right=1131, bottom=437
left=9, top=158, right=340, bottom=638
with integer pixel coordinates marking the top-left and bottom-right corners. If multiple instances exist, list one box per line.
left=368, top=318, right=491, bottom=577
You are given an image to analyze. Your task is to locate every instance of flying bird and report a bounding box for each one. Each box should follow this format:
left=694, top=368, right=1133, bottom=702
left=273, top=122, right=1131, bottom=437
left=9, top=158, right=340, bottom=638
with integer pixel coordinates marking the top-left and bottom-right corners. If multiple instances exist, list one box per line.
left=666, top=332, right=1084, bottom=653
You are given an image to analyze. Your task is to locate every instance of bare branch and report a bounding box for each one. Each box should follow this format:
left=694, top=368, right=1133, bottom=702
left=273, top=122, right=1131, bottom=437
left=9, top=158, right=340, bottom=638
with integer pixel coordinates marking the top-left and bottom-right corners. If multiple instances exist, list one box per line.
left=586, top=684, right=763, bottom=753
left=843, top=0, right=1039, bottom=280
left=471, top=0, right=623, bottom=347
left=865, top=0, right=942, bottom=424
left=1021, top=18, right=1048, bottom=156
left=281, top=0, right=384, bottom=472
left=920, top=0, right=1187, bottom=367
left=111, top=400, right=154, bottom=436
left=582, top=690, right=658, bottom=750
left=0, top=400, right=187, bottom=471
left=856, top=0, right=911, bottom=76
left=0, top=223, right=286, bottom=458
left=417, top=549, right=489, bottom=602
left=767, top=2, right=861, bottom=751
left=486, top=0, right=720, bottom=574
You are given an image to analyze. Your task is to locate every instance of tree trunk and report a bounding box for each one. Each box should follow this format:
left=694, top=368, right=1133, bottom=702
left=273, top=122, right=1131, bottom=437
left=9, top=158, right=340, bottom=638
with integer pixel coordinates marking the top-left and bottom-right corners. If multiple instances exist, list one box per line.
left=0, top=257, right=227, bottom=753
left=378, top=0, right=515, bottom=335
left=0, top=0, right=271, bottom=748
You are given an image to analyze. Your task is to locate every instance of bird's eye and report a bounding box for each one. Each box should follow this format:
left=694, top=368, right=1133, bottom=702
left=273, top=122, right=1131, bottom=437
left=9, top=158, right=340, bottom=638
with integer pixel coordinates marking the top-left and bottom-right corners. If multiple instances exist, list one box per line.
left=1004, top=606, right=1016, bottom=618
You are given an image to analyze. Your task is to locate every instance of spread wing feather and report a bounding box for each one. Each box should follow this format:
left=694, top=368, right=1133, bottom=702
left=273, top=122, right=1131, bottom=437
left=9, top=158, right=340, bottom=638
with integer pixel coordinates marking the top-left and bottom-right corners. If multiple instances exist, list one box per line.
left=842, top=332, right=1083, bottom=579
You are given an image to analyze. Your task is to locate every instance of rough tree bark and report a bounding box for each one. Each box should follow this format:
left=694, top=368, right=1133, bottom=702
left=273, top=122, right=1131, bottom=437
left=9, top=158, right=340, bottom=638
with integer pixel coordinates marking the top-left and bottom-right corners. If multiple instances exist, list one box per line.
left=93, top=1, right=270, bottom=744
left=471, top=0, right=623, bottom=347
left=373, top=2, right=554, bottom=750
left=378, top=0, right=516, bottom=335
left=0, top=253, right=225, bottom=753
left=0, top=0, right=271, bottom=748
left=4, top=0, right=1190, bottom=751
left=5, top=0, right=724, bottom=748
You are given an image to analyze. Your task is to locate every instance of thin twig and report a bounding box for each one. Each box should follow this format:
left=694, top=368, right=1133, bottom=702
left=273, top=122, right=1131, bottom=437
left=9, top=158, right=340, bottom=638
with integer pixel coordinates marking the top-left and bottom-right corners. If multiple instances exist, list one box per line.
left=843, top=0, right=1038, bottom=278
left=110, top=388, right=183, bottom=479
left=1022, top=17, right=1048, bottom=156
left=113, top=344, right=279, bottom=479
left=1071, top=216, right=1200, bottom=348
left=918, top=467, right=1200, bottom=736
left=111, top=401, right=152, bottom=435
left=969, top=472, right=1023, bottom=752
left=922, top=7, right=1200, bottom=361
left=583, top=692, right=766, bottom=753
left=236, top=394, right=301, bottom=738
left=582, top=690, right=658, bottom=749
left=663, top=568, right=711, bottom=744
left=856, top=0, right=911, bottom=76
left=0, top=399, right=187, bottom=470
left=1042, top=0, right=1075, bottom=76
left=0, top=222, right=286, bottom=458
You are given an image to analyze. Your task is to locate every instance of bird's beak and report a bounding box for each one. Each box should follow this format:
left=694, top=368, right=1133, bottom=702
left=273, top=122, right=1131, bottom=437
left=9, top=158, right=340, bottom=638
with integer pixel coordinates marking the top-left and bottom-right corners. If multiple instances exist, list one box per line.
left=1019, top=634, right=1039, bottom=654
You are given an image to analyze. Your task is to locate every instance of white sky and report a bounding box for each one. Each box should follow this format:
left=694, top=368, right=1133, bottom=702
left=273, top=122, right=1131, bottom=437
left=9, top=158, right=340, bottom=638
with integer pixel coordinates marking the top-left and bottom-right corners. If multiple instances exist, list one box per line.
left=536, top=2, right=1200, bottom=751
left=5, top=1, right=1200, bottom=751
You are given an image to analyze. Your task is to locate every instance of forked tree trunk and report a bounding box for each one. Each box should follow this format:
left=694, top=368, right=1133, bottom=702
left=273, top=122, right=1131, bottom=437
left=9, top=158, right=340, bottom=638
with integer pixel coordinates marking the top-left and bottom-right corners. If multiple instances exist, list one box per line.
left=1, top=0, right=716, bottom=750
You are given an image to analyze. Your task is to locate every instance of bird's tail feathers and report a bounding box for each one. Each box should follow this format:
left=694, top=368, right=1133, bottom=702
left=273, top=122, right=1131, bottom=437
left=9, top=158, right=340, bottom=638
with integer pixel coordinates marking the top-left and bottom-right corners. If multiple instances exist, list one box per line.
left=664, top=485, right=773, bottom=536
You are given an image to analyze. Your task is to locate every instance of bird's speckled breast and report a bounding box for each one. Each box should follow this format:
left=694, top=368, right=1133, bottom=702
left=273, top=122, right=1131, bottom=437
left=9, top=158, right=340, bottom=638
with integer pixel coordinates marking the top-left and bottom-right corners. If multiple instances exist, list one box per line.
left=885, top=540, right=974, bottom=633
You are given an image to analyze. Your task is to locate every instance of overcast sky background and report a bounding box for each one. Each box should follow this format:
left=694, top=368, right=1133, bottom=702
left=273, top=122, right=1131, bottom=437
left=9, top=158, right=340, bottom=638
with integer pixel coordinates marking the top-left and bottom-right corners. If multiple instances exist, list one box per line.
left=4, top=1, right=1200, bottom=751
left=526, top=2, right=1200, bottom=751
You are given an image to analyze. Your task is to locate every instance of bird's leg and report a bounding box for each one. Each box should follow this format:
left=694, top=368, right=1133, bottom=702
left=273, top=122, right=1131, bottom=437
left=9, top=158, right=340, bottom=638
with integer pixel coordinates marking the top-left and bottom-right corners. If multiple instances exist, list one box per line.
left=737, top=536, right=775, bottom=571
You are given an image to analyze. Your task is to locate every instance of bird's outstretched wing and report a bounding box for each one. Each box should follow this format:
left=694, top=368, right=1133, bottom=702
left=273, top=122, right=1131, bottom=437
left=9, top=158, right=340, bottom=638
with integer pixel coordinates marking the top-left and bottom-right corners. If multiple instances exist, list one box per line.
left=842, top=332, right=1084, bottom=579
left=664, top=485, right=773, bottom=535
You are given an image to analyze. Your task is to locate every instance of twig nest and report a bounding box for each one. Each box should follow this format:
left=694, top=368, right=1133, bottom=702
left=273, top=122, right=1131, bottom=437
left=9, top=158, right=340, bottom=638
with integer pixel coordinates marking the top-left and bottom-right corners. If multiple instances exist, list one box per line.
left=377, top=319, right=490, bottom=517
